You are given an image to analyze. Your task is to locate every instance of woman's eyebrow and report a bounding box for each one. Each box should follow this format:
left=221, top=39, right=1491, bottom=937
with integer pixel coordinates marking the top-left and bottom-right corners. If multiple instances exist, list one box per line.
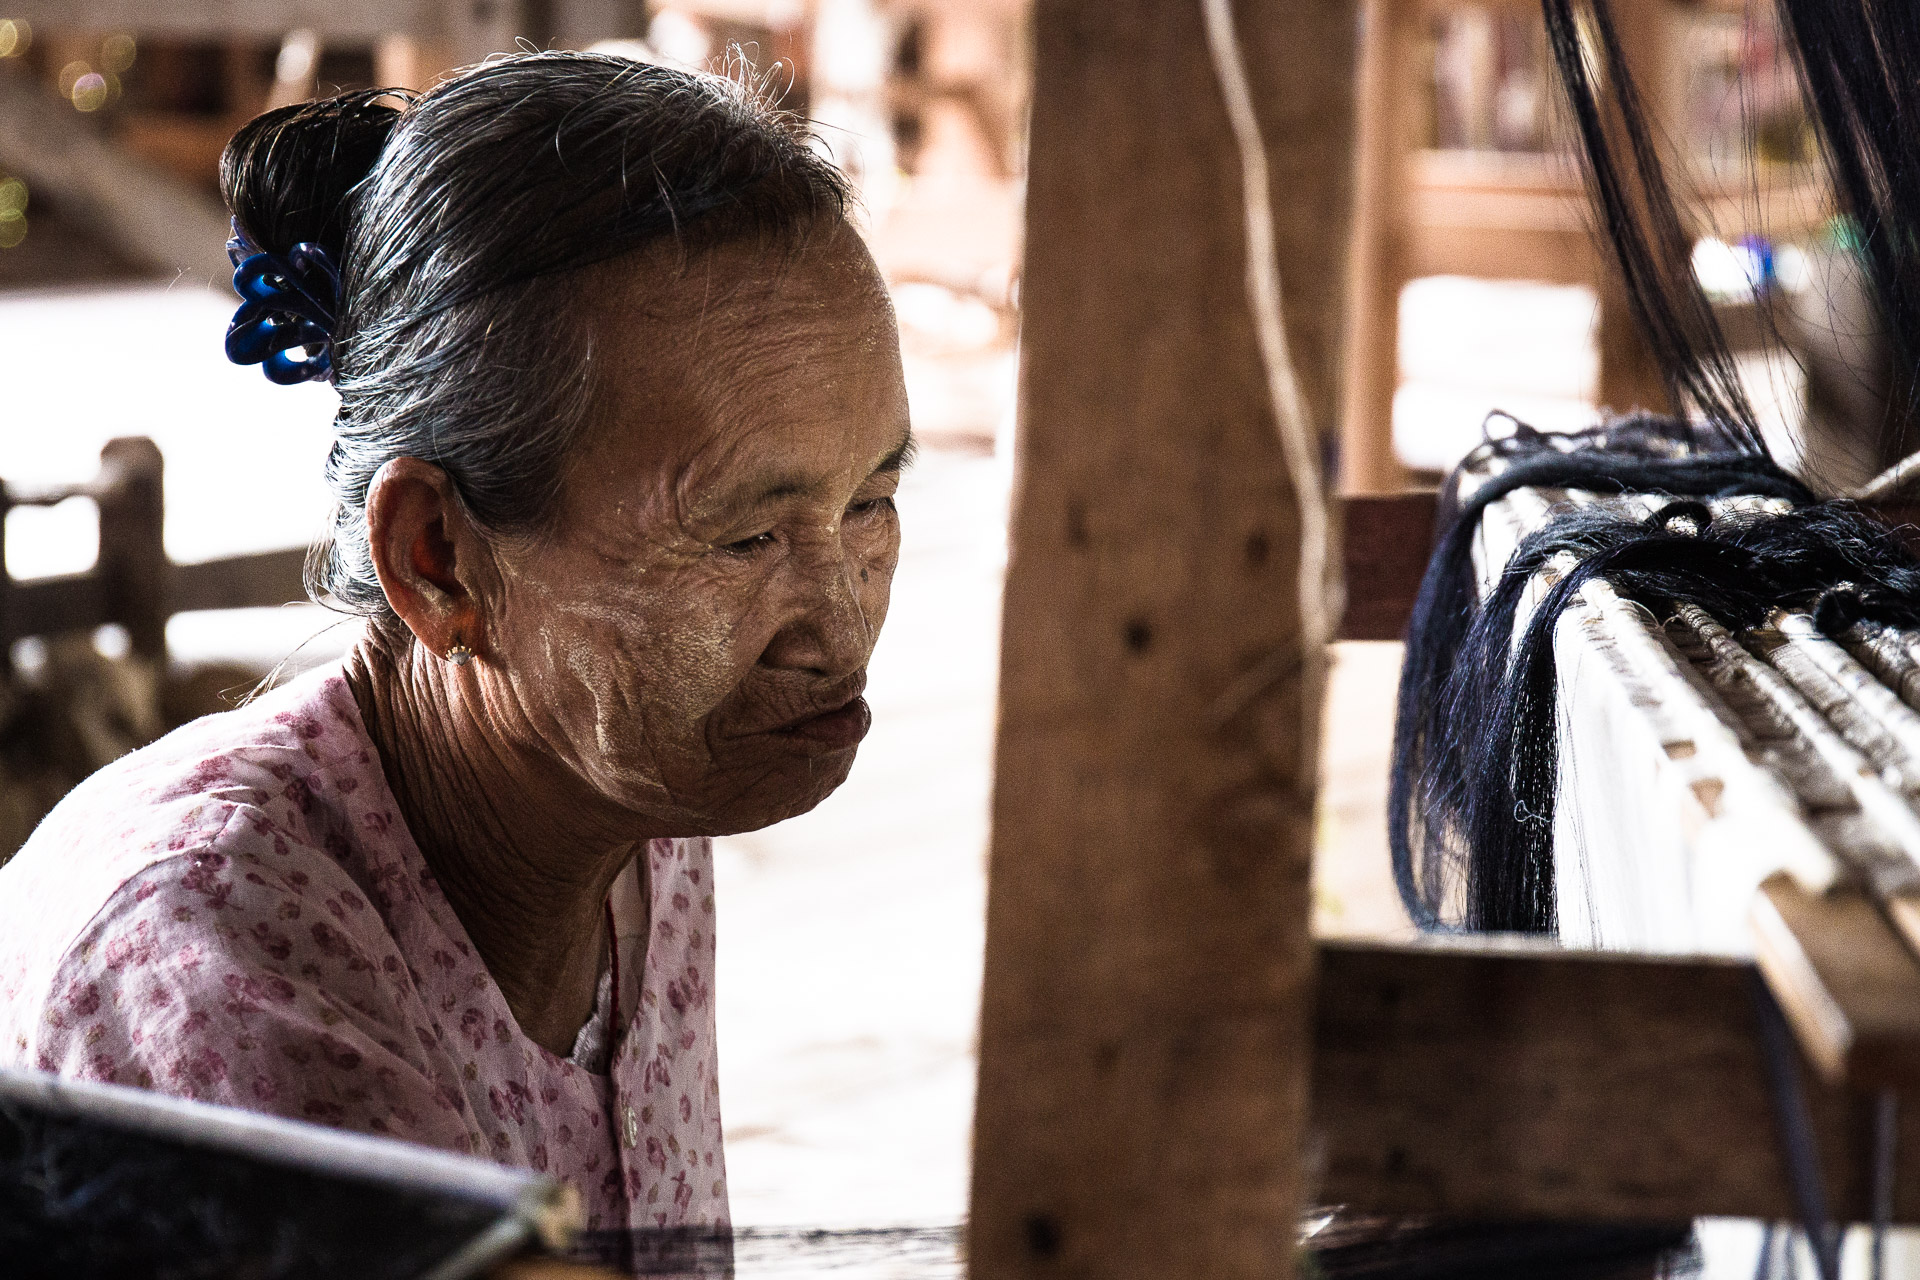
left=875, top=430, right=918, bottom=476
left=712, top=430, right=919, bottom=518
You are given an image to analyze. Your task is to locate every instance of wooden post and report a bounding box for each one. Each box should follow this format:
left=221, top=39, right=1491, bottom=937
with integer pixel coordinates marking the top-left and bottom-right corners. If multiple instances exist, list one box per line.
left=0, top=483, right=13, bottom=680
left=968, top=3, right=1357, bottom=1278
left=95, top=437, right=167, bottom=662
left=1593, top=0, right=1677, bottom=417
left=1340, top=0, right=1418, bottom=494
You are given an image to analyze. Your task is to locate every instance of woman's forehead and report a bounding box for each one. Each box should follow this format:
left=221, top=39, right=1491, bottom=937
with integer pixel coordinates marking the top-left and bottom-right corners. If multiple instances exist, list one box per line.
left=568, top=238, right=908, bottom=520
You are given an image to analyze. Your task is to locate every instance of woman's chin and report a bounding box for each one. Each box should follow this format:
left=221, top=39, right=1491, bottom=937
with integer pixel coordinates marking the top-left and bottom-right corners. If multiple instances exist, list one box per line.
left=737, top=750, right=861, bottom=829
left=602, top=747, right=862, bottom=838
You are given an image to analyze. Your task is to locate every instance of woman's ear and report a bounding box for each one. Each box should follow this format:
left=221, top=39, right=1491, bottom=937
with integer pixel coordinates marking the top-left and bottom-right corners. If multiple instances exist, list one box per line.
left=364, top=457, right=490, bottom=660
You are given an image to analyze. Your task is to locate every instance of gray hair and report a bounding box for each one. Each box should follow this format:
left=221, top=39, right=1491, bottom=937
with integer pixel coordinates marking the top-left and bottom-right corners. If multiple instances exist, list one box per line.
left=221, top=52, right=854, bottom=618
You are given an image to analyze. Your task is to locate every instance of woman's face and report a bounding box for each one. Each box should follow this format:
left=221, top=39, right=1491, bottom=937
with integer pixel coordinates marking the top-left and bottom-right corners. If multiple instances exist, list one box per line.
left=484, top=227, right=911, bottom=836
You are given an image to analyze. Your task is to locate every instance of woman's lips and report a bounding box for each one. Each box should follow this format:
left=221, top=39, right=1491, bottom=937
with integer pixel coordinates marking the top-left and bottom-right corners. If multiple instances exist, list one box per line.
left=771, top=695, right=871, bottom=750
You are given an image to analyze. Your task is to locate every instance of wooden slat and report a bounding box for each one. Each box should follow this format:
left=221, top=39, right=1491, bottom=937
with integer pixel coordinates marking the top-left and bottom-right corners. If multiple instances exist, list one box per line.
left=1752, top=875, right=1920, bottom=1091
left=1337, top=490, right=1436, bottom=641
left=1338, top=0, right=1418, bottom=495
left=6, top=573, right=109, bottom=643
left=2, top=0, right=630, bottom=44
left=1316, top=937, right=1920, bottom=1225
left=3, top=0, right=431, bottom=38
left=2, top=548, right=310, bottom=646
left=3, top=547, right=312, bottom=646
left=169, top=548, right=310, bottom=616
left=968, top=1, right=1357, bottom=1277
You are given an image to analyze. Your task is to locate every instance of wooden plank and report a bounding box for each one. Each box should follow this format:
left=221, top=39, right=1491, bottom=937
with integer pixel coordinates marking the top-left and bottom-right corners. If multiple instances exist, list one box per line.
left=1337, top=490, right=1435, bottom=641
left=2, top=547, right=311, bottom=647
left=968, top=1, right=1356, bottom=1277
left=6, top=573, right=108, bottom=643
left=170, top=548, right=311, bottom=616
left=1752, top=875, right=1920, bottom=1091
left=1338, top=0, right=1417, bottom=496
left=4, top=0, right=633, bottom=45
left=3, top=0, right=430, bottom=39
left=1316, top=937, right=1920, bottom=1225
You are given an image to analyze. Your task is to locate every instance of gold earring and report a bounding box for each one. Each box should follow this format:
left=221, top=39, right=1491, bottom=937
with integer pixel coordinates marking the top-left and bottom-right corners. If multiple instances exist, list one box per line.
left=445, top=643, right=474, bottom=666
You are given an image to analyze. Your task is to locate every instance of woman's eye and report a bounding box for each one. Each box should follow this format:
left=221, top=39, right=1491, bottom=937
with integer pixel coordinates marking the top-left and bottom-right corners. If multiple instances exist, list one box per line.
left=848, top=495, right=896, bottom=518
left=720, top=531, right=777, bottom=554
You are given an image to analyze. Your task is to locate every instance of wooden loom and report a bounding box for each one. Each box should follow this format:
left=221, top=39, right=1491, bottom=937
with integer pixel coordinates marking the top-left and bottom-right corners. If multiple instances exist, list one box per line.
left=969, top=3, right=1920, bottom=1279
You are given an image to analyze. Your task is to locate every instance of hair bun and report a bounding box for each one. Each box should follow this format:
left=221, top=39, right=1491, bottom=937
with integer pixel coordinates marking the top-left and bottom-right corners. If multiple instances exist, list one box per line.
left=220, top=90, right=405, bottom=266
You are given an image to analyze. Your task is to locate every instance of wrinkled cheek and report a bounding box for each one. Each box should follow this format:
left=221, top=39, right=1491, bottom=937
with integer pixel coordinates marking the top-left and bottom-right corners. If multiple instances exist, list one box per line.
left=580, top=615, right=749, bottom=797
left=856, top=532, right=902, bottom=643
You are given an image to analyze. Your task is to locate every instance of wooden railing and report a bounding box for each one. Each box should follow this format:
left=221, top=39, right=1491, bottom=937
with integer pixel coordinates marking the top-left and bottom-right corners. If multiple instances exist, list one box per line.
left=1, top=437, right=311, bottom=665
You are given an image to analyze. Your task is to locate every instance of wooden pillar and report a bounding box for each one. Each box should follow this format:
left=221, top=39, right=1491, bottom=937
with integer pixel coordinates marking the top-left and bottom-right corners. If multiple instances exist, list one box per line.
left=96, top=437, right=166, bottom=663
left=968, top=2, right=1357, bottom=1278
left=1593, top=0, right=1676, bottom=418
left=1339, top=0, right=1417, bottom=494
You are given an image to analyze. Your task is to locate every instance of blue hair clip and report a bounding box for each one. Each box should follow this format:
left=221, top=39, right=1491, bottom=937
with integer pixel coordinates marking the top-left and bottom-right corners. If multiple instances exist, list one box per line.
left=224, top=224, right=341, bottom=386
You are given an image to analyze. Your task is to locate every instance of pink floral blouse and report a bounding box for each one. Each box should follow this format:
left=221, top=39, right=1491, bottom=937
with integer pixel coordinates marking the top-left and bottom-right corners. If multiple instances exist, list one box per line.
left=0, top=665, right=729, bottom=1252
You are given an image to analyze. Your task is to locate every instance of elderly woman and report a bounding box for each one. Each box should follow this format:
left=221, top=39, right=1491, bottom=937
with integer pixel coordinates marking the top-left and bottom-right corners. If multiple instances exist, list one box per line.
left=0, top=51, right=908, bottom=1247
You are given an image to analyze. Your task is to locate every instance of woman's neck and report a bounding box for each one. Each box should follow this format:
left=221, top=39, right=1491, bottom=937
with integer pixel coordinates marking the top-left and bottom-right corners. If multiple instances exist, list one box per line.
left=342, top=631, right=647, bottom=1057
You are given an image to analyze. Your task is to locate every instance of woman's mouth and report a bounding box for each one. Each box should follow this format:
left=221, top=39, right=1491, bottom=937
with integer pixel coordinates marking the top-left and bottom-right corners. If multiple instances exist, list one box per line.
left=771, top=694, right=871, bottom=751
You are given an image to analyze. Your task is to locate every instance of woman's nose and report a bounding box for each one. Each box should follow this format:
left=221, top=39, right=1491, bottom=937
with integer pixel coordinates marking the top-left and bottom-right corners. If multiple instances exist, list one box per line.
left=758, top=537, right=876, bottom=676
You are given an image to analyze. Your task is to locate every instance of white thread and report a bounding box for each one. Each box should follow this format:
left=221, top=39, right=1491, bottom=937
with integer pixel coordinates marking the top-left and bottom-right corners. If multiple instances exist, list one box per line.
left=1199, top=0, right=1335, bottom=749
left=1849, top=450, right=1920, bottom=502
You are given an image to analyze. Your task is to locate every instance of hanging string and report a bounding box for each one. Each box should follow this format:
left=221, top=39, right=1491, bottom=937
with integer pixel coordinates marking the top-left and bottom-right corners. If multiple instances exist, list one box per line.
left=1872, top=1089, right=1897, bottom=1280
left=1751, top=973, right=1841, bottom=1280
left=1197, top=0, right=1334, bottom=756
left=1849, top=453, right=1920, bottom=503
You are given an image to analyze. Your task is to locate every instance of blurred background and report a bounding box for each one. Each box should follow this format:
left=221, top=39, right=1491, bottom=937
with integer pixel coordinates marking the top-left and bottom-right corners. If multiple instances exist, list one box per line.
left=0, top=0, right=1867, bottom=1252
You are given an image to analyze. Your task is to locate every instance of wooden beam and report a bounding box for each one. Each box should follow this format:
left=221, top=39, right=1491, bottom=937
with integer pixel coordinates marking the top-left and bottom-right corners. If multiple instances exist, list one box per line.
left=3, top=550, right=311, bottom=646
left=968, top=1, right=1357, bottom=1277
left=5, top=0, right=430, bottom=40
left=1339, top=0, right=1418, bottom=495
left=1753, top=875, right=1920, bottom=1091
left=170, top=548, right=310, bottom=617
left=1316, top=937, right=1920, bottom=1225
left=1338, top=491, right=1435, bottom=641
left=1, top=0, right=632, bottom=46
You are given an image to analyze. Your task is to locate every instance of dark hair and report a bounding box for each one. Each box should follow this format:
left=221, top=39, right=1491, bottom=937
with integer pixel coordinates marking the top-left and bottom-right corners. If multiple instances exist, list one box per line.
left=220, top=52, right=855, bottom=618
left=1540, top=0, right=1920, bottom=478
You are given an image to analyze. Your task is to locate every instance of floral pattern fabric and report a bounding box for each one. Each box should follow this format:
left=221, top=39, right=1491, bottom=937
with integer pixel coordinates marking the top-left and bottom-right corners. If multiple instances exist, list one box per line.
left=0, top=665, right=728, bottom=1238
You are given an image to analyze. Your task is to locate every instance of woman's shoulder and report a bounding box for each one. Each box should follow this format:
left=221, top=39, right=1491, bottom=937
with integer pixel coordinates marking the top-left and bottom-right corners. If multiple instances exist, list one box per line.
left=0, top=665, right=403, bottom=1013
left=11, top=664, right=380, bottom=863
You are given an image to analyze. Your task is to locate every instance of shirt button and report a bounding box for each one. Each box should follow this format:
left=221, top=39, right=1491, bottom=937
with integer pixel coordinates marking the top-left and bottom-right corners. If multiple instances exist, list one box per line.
left=623, top=1104, right=639, bottom=1149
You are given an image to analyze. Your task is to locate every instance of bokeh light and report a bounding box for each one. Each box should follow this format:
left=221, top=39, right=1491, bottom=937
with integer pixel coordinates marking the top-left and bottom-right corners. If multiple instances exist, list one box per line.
left=100, top=33, right=134, bottom=74
left=0, top=176, right=26, bottom=251
left=70, top=71, right=108, bottom=112
left=0, top=19, right=29, bottom=58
